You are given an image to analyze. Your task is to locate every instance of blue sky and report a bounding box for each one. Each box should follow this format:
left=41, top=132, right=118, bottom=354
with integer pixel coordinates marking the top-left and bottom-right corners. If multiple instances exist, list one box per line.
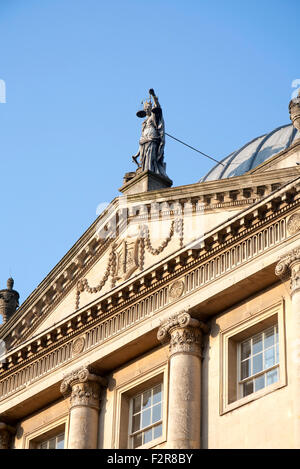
left=0, top=0, right=299, bottom=304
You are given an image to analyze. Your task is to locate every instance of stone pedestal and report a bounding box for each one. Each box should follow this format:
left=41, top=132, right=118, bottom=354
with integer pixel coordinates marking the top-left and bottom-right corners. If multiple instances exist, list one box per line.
left=276, top=248, right=300, bottom=448
left=119, top=170, right=172, bottom=196
left=0, top=422, right=15, bottom=449
left=60, top=366, right=106, bottom=449
left=157, top=311, right=208, bottom=449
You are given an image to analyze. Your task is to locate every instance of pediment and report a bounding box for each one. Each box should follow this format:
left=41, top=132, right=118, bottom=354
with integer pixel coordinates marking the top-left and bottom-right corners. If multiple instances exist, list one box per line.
left=2, top=167, right=299, bottom=348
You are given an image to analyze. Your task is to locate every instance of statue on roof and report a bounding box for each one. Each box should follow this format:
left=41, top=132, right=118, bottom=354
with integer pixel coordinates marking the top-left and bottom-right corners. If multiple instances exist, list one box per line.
left=132, top=88, right=168, bottom=178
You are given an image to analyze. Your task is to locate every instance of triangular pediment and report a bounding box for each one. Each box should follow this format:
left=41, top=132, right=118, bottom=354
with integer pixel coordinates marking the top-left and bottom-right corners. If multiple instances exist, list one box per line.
left=1, top=165, right=300, bottom=349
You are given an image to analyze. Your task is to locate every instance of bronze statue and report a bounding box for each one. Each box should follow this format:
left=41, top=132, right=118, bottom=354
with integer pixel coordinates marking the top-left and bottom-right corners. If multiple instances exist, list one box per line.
left=132, top=89, right=167, bottom=177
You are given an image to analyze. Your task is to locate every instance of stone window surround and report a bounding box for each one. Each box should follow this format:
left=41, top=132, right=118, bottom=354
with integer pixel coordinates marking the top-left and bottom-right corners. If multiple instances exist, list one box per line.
left=113, top=363, right=168, bottom=449
left=23, top=415, right=69, bottom=449
left=219, top=300, right=287, bottom=415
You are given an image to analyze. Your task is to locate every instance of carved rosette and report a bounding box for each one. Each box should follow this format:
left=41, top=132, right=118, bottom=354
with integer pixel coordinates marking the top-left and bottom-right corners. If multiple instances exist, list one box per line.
left=287, top=213, right=300, bottom=236
left=169, top=280, right=184, bottom=300
left=60, top=366, right=106, bottom=410
left=275, top=247, right=300, bottom=295
left=157, top=310, right=208, bottom=357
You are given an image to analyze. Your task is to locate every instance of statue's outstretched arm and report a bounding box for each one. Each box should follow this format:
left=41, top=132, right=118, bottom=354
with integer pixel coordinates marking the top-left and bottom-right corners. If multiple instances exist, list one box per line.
left=149, top=88, right=160, bottom=108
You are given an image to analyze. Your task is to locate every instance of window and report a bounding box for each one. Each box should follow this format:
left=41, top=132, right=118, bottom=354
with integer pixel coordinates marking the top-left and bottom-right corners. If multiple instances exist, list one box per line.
left=115, top=364, right=167, bottom=449
left=220, top=300, right=287, bottom=414
left=38, top=432, right=65, bottom=449
left=239, top=325, right=279, bottom=398
left=129, top=384, right=163, bottom=448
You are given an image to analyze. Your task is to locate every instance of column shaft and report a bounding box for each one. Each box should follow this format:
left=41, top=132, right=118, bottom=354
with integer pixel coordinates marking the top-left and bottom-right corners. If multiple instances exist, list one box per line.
left=157, top=311, right=207, bottom=449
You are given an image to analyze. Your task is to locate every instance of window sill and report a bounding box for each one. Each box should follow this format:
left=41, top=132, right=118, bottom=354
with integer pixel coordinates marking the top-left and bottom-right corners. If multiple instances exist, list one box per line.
left=220, top=379, right=286, bottom=415
left=133, top=436, right=166, bottom=450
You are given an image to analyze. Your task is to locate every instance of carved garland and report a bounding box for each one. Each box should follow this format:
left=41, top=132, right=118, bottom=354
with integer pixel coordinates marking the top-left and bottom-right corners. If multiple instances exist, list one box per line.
left=75, top=219, right=184, bottom=309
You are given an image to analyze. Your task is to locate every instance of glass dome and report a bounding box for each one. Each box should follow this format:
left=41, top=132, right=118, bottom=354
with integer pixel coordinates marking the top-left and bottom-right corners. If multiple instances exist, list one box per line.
left=201, top=124, right=299, bottom=182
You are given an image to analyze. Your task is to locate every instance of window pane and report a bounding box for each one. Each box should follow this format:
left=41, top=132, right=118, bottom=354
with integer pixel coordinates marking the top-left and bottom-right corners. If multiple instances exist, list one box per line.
left=253, top=334, right=263, bottom=354
left=153, top=385, right=162, bottom=405
left=252, top=353, right=263, bottom=374
left=153, top=424, right=162, bottom=439
left=264, top=328, right=275, bottom=349
left=152, top=404, right=161, bottom=423
left=48, top=437, right=56, bottom=449
left=241, top=340, right=251, bottom=360
left=143, top=428, right=153, bottom=444
left=266, top=368, right=279, bottom=386
left=276, top=345, right=279, bottom=364
left=133, top=433, right=142, bottom=449
left=142, top=390, right=151, bottom=409
left=56, top=435, right=65, bottom=449
left=264, top=347, right=275, bottom=369
left=132, top=414, right=141, bottom=433
left=254, top=374, right=265, bottom=392
left=141, top=409, right=151, bottom=428
left=56, top=435, right=64, bottom=449
left=243, top=380, right=253, bottom=397
left=241, top=359, right=251, bottom=379
left=40, top=441, right=48, bottom=449
left=133, top=395, right=141, bottom=414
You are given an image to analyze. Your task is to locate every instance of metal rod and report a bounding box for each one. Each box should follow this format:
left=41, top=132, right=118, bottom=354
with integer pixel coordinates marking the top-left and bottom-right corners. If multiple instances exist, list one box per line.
left=165, top=132, right=224, bottom=167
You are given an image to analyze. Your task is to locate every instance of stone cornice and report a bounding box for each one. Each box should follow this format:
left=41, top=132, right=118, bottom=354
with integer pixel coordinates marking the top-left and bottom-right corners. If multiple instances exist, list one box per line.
left=0, top=175, right=299, bottom=395
left=1, top=169, right=300, bottom=350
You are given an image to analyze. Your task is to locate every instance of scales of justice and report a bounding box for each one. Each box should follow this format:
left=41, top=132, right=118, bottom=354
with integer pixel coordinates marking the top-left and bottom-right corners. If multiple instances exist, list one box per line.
left=119, top=88, right=172, bottom=195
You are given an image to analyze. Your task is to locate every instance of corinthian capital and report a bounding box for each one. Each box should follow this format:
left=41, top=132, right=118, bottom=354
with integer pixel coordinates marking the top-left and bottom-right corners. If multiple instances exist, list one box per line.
left=157, top=310, right=208, bottom=357
left=275, top=247, right=300, bottom=294
left=60, top=366, right=106, bottom=410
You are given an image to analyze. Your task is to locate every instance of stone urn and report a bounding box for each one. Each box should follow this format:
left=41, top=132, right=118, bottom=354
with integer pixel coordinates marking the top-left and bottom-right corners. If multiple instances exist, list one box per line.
left=289, top=90, right=300, bottom=136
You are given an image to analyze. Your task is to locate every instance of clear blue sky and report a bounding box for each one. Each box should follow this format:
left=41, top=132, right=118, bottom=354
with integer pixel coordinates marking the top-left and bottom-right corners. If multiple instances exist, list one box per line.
left=0, top=0, right=299, bottom=305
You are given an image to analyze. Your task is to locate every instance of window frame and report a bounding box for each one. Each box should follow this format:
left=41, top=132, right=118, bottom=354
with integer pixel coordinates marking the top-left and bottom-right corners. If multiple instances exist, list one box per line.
left=38, top=431, right=65, bottom=449
left=220, top=300, right=287, bottom=415
left=114, top=363, right=168, bottom=449
left=128, top=382, right=164, bottom=449
left=237, top=324, right=280, bottom=399
left=24, top=416, right=69, bottom=449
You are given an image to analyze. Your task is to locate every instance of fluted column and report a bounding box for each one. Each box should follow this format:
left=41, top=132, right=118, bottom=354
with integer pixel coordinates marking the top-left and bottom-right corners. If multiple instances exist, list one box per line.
left=276, top=247, right=300, bottom=448
left=60, top=366, right=106, bottom=449
left=157, top=310, right=208, bottom=449
left=0, top=422, right=15, bottom=449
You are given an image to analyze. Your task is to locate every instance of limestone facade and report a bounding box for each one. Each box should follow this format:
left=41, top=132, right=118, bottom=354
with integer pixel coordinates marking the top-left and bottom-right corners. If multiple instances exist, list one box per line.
left=1, top=133, right=300, bottom=449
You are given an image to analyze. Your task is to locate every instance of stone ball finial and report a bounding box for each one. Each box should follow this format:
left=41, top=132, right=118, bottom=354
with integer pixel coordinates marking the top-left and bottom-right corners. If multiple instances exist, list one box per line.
left=7, top=278, right=14, bottom=290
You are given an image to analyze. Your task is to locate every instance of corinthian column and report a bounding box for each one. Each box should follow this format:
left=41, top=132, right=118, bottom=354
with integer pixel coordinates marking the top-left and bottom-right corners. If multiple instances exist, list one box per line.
left=276, top=247, right=300, bottom=448
left=0, top=422, right=15, bottom=450
left=157, top=310, right=208, bottom=449
left=60, top=366, right=106, bottom=449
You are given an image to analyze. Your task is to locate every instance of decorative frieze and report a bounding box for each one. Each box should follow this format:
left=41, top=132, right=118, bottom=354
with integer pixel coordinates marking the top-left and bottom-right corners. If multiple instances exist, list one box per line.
left=0, top=193, right=299, bottom=402
left=3, top=179, right=298, bottom=349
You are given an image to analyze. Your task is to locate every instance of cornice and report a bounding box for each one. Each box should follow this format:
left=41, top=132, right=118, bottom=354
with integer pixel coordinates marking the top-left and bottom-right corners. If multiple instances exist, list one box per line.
left=1, top=167, right=299, bottom=347
left=0, top=175, right=300, bottom=393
